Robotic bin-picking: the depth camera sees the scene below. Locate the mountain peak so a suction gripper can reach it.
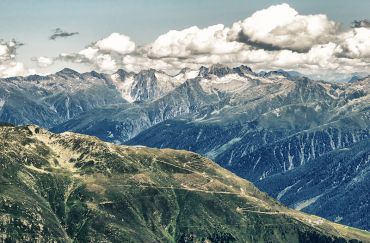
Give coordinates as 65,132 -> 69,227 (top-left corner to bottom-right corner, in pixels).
198,64 -> 256,78
178,67 -> 192,75
137,69 -> 158,78
259,70 -> 299,79
83,70 -> 106,79
24,74 -> 49,82
348,75 -> 370,83
56,68 -> 81,77
233,65 -> 253,76
199,64 -> 234,78
115,68 -> 128,76
112,69 -> 133,81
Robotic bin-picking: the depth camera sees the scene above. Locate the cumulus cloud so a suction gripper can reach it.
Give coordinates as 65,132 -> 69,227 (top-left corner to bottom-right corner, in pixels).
0,40 -> 34,77
57,33 -> 136,72
78,47 -> 99,60
231,3 -> 338,52
0,62 -> 32,77
147,24 -> 244,58
95,54 -> 117,72
39,4 -> 369,80
122,55 -> 180,72
33,56 -> 54,68
338,27 -> 370,58
0,39 -> 20,62
49,28 -> 79,40
95,33 -> 135,55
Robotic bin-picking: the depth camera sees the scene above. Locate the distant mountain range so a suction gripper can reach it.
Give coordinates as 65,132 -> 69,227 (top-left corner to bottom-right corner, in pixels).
0,65 -> 369,231
1,124 -> 369,242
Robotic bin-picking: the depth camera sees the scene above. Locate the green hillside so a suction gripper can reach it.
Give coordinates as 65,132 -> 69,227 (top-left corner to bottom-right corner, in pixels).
0,125 -> 369,242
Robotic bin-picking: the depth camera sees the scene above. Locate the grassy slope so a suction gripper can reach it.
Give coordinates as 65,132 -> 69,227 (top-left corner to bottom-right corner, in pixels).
0,125 -> 369,242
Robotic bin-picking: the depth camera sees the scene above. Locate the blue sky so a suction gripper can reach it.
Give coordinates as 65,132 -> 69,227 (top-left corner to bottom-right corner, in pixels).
0,0 -> 369,78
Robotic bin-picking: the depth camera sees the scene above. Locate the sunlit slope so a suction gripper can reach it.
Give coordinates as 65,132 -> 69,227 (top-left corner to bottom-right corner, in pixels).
0,125 -> 369,242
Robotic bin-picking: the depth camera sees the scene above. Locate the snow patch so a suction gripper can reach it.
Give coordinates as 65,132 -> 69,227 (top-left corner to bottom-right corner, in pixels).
196,129 -> 203,142
199,74 -> 253,94
0,99 -> 5,110
334,216 -> 343,223
295,194 -> 323,211
174,70 -> 198,81
107,131 -> 114,138
111,74 -> 135,103
206,137 -> 242,159
277,180 -> 300,200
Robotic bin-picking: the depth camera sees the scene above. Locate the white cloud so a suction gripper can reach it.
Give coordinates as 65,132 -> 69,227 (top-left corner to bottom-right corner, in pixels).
58,33 -> 137,72
122,55 -> 176,73
0,40 -> 34,77
43,4 -> 369,80
0,41 -> 16,62
79,47 -> 99,60
0,45 -> 9,58
95,54 -> 117,72
95,33 -> 136,55
147,24 -> 244,58
232,3 -> 338,51
34,56 -> 54,68
338,27 -> 370,58
0,62 -> 35,77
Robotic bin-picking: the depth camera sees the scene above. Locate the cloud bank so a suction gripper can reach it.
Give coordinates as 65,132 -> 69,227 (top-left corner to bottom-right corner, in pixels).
5,4 -> 370,80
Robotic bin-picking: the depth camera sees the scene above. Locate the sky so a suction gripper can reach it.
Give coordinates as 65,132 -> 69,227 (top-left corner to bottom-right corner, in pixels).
0,0 -> 369,80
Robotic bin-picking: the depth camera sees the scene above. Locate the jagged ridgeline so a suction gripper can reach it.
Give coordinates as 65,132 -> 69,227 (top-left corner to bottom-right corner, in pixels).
0,65 -> 370,233
0,125 -> 369,242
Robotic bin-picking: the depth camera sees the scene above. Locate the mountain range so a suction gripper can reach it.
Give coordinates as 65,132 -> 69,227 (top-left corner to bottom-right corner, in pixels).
0,65 -> 369,231
1,124 -> 369,242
